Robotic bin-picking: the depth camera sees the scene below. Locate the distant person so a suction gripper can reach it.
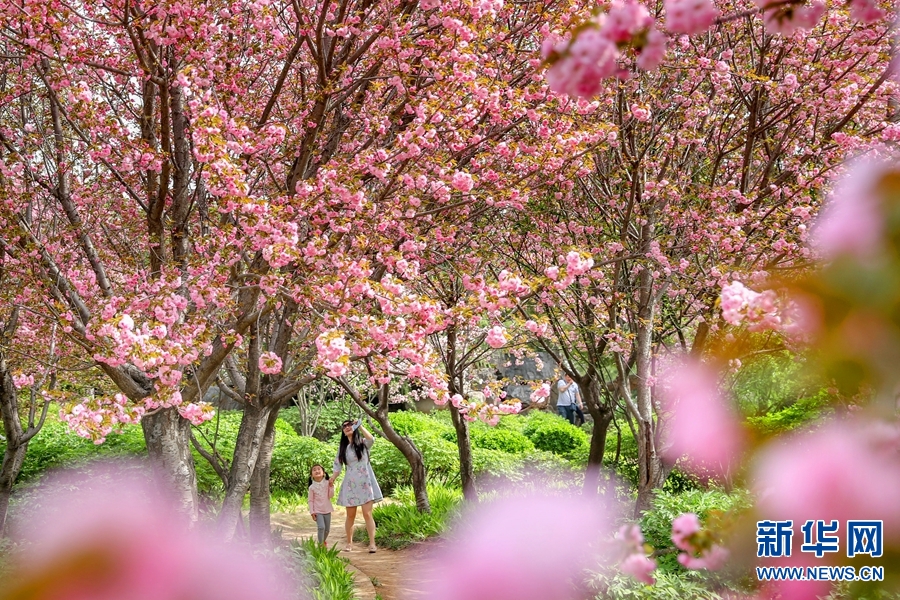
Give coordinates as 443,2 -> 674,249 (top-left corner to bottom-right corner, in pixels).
573,395 -> 586,426
556,374 -> 581,425
333,418 -> 383,553
308,464 -> 335,547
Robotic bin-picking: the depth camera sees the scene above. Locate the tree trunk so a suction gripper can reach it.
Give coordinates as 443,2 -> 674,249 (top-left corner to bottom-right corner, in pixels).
581,377 -> 613,495
141,407 -> 199,523
0,442 -> 26,536
376,417 -> 430,512
632,232 -> 668,516
443,325 -> 476,501
218,402 -> 274,537
449,402 -> 477,502
249,406 -> 280,546
1,357 -> 29,535
634,423 -> 668,516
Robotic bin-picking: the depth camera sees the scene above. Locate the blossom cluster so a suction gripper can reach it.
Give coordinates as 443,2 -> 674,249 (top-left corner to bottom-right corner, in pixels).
616,524 -> 656,584
543,0 -> 888,96
59,394 -> 146,444
671,513 -> 730,570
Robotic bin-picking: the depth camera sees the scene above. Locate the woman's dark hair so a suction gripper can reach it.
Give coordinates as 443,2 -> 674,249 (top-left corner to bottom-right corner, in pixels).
338,422 -> 366,465
307,463 -> 330,487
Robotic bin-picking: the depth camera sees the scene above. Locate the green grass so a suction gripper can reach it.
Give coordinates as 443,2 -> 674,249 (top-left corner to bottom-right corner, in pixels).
270,490 -> 308,513
353,484 -> 463,550
291,537 -> 355,600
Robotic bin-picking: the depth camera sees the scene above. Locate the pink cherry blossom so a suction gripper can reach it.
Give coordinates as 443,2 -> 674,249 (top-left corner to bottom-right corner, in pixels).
12,373 -> 35,389
8,465 -> 295,600
670,513 -> 728,571
485,325 -> 508,348
720,281 -> 759,325
758,578 -> 833,600
178,402 -> 214,425
564,251 -> 594,275
600,1 -> 653,44
420,0 -> 441,9
678,543 -> 729,570
849,0 -> 886,22
753,418 -> 900,534
719,281 -> 781,332
631,106 -> 652,122
671,513 -> 701,550
450,171 -> 475,192
258,351 -> 283,375
616,524 -> 657,584
119,314 -> 135,330
664,0 -> 719,35
619,553 -> 657,584
529,381 -> 551,403
524,319 -> 548,336
812,157 -> 894,260
419,489 -> 619,600
636,29 -> 667,70
658,359 -> 744,477
756,0 -> 825,35
545,29 -> 620,98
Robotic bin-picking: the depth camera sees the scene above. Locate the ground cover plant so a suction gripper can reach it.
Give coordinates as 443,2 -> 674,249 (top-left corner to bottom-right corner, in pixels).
353,484 -> 464,550
291,538 -> 355,600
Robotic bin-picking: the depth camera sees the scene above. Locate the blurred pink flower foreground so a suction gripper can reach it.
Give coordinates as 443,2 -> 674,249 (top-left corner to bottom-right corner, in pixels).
418,489 -> 619,600
812,157 -> 895,260
659,359 -> 744,477
753,418 -> 900,534
2,464 -> 296,600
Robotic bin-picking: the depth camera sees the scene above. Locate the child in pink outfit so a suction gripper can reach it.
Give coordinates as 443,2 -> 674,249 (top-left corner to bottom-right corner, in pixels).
308,464 -> 335,546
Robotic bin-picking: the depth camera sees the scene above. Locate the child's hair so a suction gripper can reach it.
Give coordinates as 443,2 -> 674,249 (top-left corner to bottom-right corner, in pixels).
308,463 -> 330,487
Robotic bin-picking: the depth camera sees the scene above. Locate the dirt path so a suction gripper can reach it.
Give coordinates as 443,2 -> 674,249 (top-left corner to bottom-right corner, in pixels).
273,508 -> 437,600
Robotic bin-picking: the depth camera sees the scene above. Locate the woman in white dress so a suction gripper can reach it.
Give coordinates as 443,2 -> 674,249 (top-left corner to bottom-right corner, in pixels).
332,419 -> 383,552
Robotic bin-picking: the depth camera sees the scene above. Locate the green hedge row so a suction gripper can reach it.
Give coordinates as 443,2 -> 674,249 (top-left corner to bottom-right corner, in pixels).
5,407 -> 590,498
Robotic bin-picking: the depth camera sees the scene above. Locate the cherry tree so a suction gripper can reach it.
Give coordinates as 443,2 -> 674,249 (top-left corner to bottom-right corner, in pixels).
0,0 -> 601,526
520,0 -> 896,513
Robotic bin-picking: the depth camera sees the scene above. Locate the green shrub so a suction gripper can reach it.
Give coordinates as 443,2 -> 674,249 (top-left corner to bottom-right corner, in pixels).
367,430 -> 460,493
494,413 -> 529,432
593,571 -> 725,599
191,410 -> 242,495
390,483 -> 462,513
746,391 -> 830,436
416,431 -> 463,485
470,426 -> 534,454
292,538 -> 355,600
4,419 -> 147,485
388,411 -> 453,437
442,421 -> 534,454
270,431 -> 336,494
471,447 -> 525,483
521,449 -> 576,482
367,439 -> 413,494
523,416 -> 589,459
270,490 -> 307,513
191,410 -> 336,496
639,489 -> 753,573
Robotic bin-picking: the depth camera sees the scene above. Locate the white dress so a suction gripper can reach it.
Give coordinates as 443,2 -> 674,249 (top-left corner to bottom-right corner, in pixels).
333,437 -> 384,507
